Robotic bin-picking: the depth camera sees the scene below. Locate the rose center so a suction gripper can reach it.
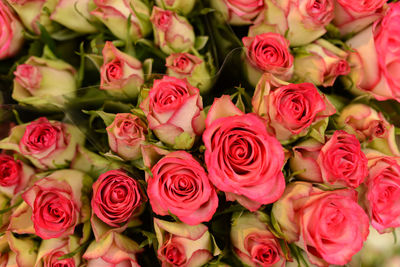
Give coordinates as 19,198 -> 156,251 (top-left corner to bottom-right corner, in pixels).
106,60 -> 123,81
111,186 -> 127,202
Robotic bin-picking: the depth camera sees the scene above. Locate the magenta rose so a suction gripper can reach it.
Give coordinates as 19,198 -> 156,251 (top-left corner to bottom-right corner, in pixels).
106,113 -> 148,161
334,0 -> 386,35
345,3 -> 400,102
0,154 -> 34,198
210,0 -> 265,25
91,170 -> 145,239
148,151 -> 218,225
203,95 -> 285,211
242,33 -> 293,86
252,76 -> 336,141
22,169 -> 90,239
140,76 -> 205,149
272,182 -> 369,266
0,0 -> 24,60
361,152 -> 400,233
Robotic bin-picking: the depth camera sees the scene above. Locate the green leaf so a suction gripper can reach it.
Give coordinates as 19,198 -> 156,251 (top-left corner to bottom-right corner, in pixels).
195,36 -> 209,50
309,118 -> 329,143
82,110 -> 116,127
58,239 -> 91,260
37,23 -> 58,57
325,23 -> 341,39
0,199 -> 22,215
76,42 -> 86,88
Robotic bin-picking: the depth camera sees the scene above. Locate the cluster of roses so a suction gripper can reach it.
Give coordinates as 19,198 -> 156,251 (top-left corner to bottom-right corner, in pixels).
1,0 -> 400,267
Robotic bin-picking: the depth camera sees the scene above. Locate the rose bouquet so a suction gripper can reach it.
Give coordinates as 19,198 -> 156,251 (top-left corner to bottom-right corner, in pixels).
1,0 -> 400,266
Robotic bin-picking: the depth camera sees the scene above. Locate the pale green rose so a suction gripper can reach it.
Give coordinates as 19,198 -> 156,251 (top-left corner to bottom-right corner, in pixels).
35,236 -> 81,267
0,232 -> 38,267
156,0 -> 196,15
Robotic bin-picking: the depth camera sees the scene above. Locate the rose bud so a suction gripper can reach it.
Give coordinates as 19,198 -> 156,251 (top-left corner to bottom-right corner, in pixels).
100,42 -> 144,99
106,113 -> 148,161
0,1 -> 23,60
34,236 -> 81,267
359,151 -> 400,233
154,218 -> 220,267
140,76 -> 206,149
337,103 -> 400,156
345,3 -> 400,103
252,74 -> 336,141
155,0 -> 195,15
203,95 -> 285,211
12,56 -> 77,111
6,0 -> 57,34
21,169 -> 92,239
92,0 -> 151,41
272,182 -> 369,266
0,117 -> 84,170
83,232 -> 142,267
249,0 -> 334,47
148,151 -> 218,225
293,39 -> 350,87
290,131 -> 368,188
210,0 -> 265,25
242,33 -> 293,87
150,7 -> 195,55
0,232 -> 37,267
50,0 -> 98,34
91,170 -> 146,240
0,154 -> 34,198
166,53 -> 213,94
231,212 -> 285,267
333,0 -> 387,35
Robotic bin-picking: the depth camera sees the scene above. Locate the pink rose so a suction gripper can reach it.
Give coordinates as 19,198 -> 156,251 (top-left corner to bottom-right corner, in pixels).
83,232 -> 142,267
91,170 -> 146,239
334,0 -> 386,35
92,0 -> 151,41
345,3 -> 400,102
35,236 -> 81,267
22,169 -> 90,239
148,151 -> 218,225
150,7 -> 195,55
140,76 -> 205,149
249,0 -> 334,47
154,218 -> 220,267
0,154 -> 34,198
242,33 -> 293,86
0,1 -> 23,60
106,113 -> 148,161
252,74 -> 336,141
100,42 -> 144,99
210,0 -> 265,25
290,131 -> 368,188
0,117 -> 84,170
203,95 -> 285,211
361,152 -> 400,233
272,182 -> 369,266
231,212 -> 285,267
337,104 -> 400,156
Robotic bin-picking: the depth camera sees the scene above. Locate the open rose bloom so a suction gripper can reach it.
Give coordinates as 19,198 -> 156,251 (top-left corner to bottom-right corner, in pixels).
0,0 -> 23,60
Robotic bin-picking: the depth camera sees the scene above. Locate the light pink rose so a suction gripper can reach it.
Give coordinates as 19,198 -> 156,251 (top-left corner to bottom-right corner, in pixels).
345,3 -> 400,102
210,0 -> 265,25
361,152 -> 400,233
272,182 -> 369,266
290,131 -> 368,188
0,154 -> 34,198
0,232 -> 37,267
252,74 -> 336,141
0,1 -> 24,60
106,113 -> 148,161
83,232 -> 142,267
140,76 -> 205,149
249,0 -> 334,47
242,33 -> 293,86
150,7 -> 195,55
35,236 -> 81,267
154,218 -> 220,267
100,42 -> 144,99
22,169 -> 90,239
203,95 -> 285,211
91,169 -> 145,239
148,151 -> 218,225
92,0 -> 151,41
231,212 -> 285,267
334,0 -> 386,35
337,103 -> 400,156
